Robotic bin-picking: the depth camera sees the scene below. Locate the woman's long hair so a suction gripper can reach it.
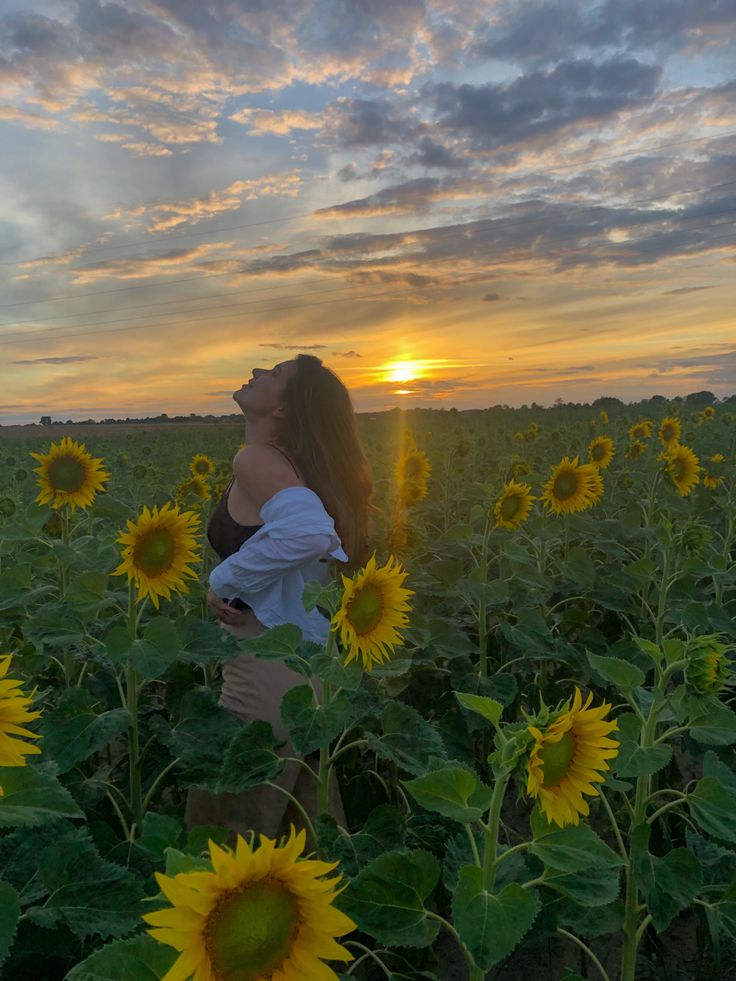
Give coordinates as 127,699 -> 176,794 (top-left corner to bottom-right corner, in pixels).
279,354 -> 375,572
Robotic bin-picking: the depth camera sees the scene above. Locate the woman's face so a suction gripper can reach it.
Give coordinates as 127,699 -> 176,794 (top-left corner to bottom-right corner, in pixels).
233,359 -> 298,416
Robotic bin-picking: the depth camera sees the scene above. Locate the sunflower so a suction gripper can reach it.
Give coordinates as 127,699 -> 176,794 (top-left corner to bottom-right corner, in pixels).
625,439 -> 646,461
513,431 -> 526,442
663,444 -> 701,497
528,421 -> 539,435
494,480 -> 535,529
703,405 -> 715,419
526,689 -> 619,828
394,447 -> 431,486
332,553 -> 413,671
0,654 -> 42,794
176,476 -> 211,503
144,827 -> 355,981
29,437 -> 109,511
599,410 -> 609,425
702,453 -> 725,490
511,460 -> 532,480
685,635 -> 734,695
190,454 -> 215,478
628,421 -> 653,441
658,415 -> 681,447
113,503 -> 201,608
540,456 -> 602,515
588,436 -> 615,469
398,479 -> 428,507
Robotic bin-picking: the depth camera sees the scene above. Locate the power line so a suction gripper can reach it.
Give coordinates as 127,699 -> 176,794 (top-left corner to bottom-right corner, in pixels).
2,177 -> 736,313
2,216 -> 732,348
1,130 -> 734,271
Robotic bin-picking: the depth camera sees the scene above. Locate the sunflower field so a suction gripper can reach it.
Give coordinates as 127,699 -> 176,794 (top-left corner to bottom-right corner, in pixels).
1,397 -> 735,981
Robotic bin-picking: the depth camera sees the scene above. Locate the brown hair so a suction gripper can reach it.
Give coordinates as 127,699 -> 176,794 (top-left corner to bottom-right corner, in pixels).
279,354 -> 376,573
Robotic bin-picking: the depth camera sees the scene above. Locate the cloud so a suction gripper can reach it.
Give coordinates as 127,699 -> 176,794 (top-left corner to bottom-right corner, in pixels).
430,58 -> 662,151
9,356 -> 99,365
258,342 -> 329,350
0,105 -> 61,130
483,292 -> 502,301
332,350 -> 362,357
106,174 -> 302,232
230,108 -> 321,135
473,0 -> 736,64
663,285 -> 714,295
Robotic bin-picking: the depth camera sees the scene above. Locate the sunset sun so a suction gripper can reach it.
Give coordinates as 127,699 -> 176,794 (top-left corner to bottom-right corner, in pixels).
383,361 -> 425,384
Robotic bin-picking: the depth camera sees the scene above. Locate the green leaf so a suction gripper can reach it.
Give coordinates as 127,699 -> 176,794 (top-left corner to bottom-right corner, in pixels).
280,685 -> 353,754
529,825 -> 624,873
63,572 -> 110,608
0,880 -> 20,965
237,623 -> 304,658
0,767 -> 83,827
631,824 -> 702,931
403,766 -> 492,823
452,869 -> 537,969
318,805 -> 407,878
623,558 -> 657,581
135,813 -> 183,864
614,741 -> 672,778
27,833 -> 144,939
40,688 -> 130,774
454,692 -> 503,726
690,704 -> 736,745
338,850 -> 441,948
310,652 -> 364,690
65,933 -> 178,981
135,617 -> 182,679
544,864 -> 622,907
690,777 -> 736,842
586,651 -> 645,689
166,687 -> 241,789
216,720 -> 285,792
366,701 -> 447,776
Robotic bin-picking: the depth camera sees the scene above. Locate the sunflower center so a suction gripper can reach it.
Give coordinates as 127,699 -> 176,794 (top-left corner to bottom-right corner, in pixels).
48,456 -> 86,492
205,879 -> 300,981
662,424 -> 674,441
673,457 -> 686,480
194,461 -> 209,473
347,583 -> 384,635
500,494 -> 521,520
539,730 -> 576,788
591,444 -> 605,461
553,471 -> 579,500
403,458 -> 422,480
132,528 -> 175,576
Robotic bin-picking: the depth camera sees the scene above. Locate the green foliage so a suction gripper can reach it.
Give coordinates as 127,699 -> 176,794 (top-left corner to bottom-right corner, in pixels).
403,766 -> 492,823
0,767 -> 83,827
339,850 -> 441,948
65,934 -> 177,980
452,870 -> 538,969
40,688 -> 130,774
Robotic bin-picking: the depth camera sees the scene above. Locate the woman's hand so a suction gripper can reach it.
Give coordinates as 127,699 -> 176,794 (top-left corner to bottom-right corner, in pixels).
206,589 -> 252,627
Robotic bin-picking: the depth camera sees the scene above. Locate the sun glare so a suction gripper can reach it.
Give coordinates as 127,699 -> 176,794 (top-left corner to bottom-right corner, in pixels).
383,361 -> 424,383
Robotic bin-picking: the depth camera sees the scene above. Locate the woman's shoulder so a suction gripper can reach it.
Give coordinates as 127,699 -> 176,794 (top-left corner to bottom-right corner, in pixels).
233,444 -> 305,511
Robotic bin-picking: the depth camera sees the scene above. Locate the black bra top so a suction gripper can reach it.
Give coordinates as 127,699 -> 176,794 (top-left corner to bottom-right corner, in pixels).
206,445 -> 301,561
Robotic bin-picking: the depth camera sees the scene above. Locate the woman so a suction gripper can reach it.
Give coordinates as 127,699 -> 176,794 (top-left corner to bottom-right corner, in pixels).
186,354 -> 374,840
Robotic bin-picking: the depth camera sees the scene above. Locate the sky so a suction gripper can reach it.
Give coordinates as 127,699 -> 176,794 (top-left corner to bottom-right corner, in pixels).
1,0 -> 735,424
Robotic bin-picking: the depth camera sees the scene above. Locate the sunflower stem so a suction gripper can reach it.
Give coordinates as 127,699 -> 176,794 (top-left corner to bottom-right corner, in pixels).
126,580 -> 144,839
318,630 -> 337,819
58,507 -> 76,686
481,770 -> 511,893
620,697 -> 660,981
478,513 -> 492,678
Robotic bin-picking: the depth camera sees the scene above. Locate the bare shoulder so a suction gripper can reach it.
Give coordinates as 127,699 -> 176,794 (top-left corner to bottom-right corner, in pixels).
232,444 -> 304,510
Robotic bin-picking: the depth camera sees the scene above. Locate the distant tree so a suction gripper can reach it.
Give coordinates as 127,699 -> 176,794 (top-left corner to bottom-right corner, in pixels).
685,390 -> 716,406
40,415 -> 52,425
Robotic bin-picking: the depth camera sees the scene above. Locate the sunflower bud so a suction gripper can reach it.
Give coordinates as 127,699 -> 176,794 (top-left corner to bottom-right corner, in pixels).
685,635 -> 734,695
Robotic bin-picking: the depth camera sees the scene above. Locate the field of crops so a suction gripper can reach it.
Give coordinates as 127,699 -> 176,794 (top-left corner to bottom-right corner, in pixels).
1,398 -> 735,981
